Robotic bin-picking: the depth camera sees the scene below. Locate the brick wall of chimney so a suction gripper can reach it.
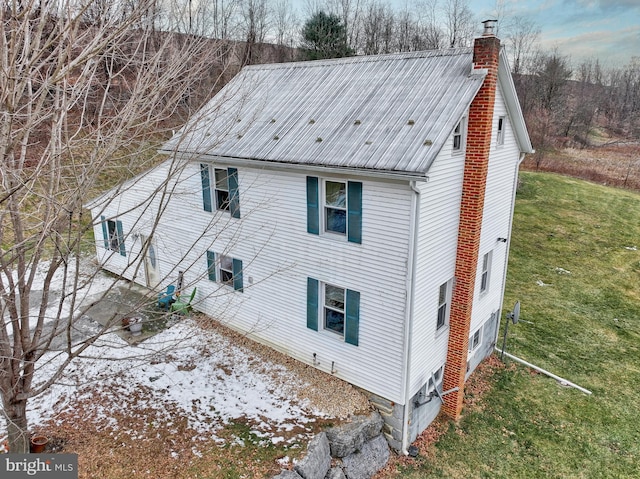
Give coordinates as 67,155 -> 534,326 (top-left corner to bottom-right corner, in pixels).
442,34 -> 501,420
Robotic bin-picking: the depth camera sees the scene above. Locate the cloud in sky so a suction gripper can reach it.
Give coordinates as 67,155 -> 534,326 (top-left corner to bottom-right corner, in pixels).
470,0 -> 639,66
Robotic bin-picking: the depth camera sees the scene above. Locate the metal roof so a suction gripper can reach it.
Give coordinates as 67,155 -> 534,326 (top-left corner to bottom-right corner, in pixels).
162,48 -> 488,177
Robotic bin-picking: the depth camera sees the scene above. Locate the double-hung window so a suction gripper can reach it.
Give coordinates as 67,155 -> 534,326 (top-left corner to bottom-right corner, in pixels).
100,216 -> 126,256
206,251 -> 243,292
306,177 -> 362,244
307,278 -> 360,346
480,251 -> 492,295
436,279 -> 452,331
324,284 -> 346,335
200,164 -> 240,218
497,116 -> 505,145
325,181 -> 347,235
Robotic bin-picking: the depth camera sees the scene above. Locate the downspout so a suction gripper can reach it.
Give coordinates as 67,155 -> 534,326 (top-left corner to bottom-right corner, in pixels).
494,152 -> 525,345
400,179 -> 422,455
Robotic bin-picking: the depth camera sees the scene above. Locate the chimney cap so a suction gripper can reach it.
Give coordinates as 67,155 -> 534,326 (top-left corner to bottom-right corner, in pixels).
482,19 -> 498,36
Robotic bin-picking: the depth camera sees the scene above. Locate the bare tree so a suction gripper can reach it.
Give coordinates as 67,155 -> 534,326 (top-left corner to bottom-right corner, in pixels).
444,0 -> 475,48
0,0 -> 237,453
506,16 -> 540,75
273,0 -> 298,60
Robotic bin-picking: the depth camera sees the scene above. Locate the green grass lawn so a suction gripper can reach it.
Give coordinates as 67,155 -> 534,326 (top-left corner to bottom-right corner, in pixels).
396,172 -> 640,478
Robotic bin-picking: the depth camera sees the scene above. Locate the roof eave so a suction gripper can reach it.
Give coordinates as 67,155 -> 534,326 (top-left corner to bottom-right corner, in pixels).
159,149 -> 430,182
498,49 -> 534,154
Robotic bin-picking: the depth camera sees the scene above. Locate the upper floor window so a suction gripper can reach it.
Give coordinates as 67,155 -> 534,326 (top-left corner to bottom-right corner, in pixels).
436,279 -> 452,331
325,180 -> 347,235
497,116 -> 505,145
100,216 -> 126,257
214,168 -> 231,211
452,119 -> 466,153
306,176 -> 362,244
200,164 -> 240,218
480,251 -> 492,295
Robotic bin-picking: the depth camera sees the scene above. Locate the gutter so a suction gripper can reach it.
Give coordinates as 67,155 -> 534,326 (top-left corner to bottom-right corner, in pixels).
400,180 -> 422,455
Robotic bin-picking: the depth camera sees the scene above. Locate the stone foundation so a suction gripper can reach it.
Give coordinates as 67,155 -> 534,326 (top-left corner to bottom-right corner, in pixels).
271,412 -> 389,479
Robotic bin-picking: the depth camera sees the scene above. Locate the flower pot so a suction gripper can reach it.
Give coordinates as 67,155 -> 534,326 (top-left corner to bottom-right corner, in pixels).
128,318 -> 143,336
30,435 -> 48,453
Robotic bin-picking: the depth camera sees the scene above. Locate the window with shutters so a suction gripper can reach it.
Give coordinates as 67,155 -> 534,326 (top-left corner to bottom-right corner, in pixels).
200,164 -> 240,218
206,250 -> 243,292
324,181 -> 347,235
324,283 -> 345,335
306,177 -> 362,244
100,216 -> 126,256
307,277 -> 360,346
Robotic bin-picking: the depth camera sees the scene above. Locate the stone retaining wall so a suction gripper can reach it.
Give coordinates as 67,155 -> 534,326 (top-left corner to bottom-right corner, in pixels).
272,412 -> 390,479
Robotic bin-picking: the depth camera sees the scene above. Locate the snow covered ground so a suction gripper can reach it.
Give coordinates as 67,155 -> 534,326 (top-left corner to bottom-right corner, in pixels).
1,260 -> 335,450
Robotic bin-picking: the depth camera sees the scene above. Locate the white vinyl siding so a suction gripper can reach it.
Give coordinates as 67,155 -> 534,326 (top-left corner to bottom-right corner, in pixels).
92,162 -> 412,403
471,84 -> 522,334
409,138 -> 467,397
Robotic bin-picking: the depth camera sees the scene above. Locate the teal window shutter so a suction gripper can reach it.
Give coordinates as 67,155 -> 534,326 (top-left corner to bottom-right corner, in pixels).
207,251 -> 216,281
116,220 -> 126,256
228,167 -> 241,219
200,164 -> 212,212
307,277 -> 319,331
100,216 -> 109,249
306,176 -> 320,235
232,258 -> 243,292
345,289 -> 360,346
347,181 -> 362,244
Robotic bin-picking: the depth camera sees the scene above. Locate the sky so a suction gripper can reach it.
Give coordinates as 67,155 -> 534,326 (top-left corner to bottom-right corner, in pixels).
469,0 -> 640,67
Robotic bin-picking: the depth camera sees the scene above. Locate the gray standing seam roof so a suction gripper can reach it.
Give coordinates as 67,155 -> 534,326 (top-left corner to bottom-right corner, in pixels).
162,48 -> 486,177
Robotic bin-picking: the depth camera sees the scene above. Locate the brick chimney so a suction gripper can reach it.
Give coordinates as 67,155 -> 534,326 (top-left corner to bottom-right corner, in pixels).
442,20 -> 500,420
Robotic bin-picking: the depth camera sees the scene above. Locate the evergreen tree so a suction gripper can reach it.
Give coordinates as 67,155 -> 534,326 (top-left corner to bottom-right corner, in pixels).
301,11 -> 353,60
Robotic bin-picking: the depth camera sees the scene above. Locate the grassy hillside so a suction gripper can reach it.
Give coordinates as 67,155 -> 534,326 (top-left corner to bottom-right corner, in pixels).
383,171 -> 640,478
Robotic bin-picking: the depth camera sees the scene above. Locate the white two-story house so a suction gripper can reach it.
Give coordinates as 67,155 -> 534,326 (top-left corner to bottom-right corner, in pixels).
88,21 -> 532,453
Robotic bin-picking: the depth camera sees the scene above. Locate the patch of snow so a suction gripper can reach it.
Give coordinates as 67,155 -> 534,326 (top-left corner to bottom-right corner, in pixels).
536,280 -> 550,287
625,246 -> 637,251
2,260 -> 332,447
555,267 -> 572,275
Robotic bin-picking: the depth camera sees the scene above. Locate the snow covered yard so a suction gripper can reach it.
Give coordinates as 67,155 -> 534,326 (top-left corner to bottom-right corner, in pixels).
1,263 -> 370,478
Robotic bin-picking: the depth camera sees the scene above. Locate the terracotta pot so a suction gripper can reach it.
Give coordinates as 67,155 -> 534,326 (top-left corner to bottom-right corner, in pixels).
30,435 -> 48,453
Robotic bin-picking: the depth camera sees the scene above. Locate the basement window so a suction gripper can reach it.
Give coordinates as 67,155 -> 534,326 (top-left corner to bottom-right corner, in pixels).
427,365 -> 444,392
469,328 -> 482,352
